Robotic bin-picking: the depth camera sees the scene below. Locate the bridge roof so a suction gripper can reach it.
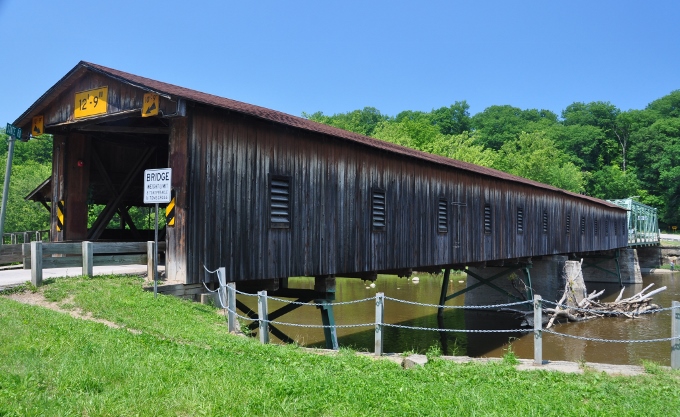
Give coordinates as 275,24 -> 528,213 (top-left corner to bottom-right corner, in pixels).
15,61 -> 623,210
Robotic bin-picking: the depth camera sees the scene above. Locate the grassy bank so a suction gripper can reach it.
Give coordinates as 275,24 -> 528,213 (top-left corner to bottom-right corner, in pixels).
1,275 -> 679,416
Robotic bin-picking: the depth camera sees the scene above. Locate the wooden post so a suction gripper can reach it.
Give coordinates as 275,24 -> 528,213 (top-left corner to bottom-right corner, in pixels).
227,283 -> 237,333
22,243 -> 30,269
375,292 -> 384,356
217,267 -> 227,308
672,301 -> 680,369
82,241 -> 93,277
534,294 -> 543,366
23,232 -> 29,244
258,290 -> 269,344
30,241 -> 42,287
147,241 -> 155,283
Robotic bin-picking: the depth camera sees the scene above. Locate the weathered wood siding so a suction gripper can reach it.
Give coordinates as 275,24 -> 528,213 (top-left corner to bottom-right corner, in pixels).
39,72 -> 176,127
184,106 -> 627,284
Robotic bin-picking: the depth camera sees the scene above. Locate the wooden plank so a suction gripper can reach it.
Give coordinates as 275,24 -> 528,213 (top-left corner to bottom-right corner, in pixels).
0,244 -> 24,256
41,257 -> 83,269
92,242 -> 148,254
41,242 -> 82,255
63,133 -> 90,241
93,254 -> 147,266
0,254 -> 23,264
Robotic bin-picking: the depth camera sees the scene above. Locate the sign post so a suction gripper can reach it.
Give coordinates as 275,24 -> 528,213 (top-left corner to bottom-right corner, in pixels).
143,168 -> 172,297
0,124 -> 22,243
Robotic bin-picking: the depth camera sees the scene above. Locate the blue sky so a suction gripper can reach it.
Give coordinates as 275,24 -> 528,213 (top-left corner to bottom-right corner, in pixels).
1,0 -> 678,126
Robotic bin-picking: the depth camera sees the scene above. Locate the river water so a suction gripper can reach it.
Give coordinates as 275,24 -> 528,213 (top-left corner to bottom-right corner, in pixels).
237,271 -> 680,366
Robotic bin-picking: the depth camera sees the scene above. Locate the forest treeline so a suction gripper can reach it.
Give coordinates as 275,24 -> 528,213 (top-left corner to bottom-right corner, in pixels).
1,90 -> 679,234
304,90 -> 680,228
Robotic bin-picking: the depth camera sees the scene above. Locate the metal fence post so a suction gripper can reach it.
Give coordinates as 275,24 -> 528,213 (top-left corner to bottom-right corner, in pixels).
375,292 -> 384,356
672,301 -> 680,369
82,241 -> 93,277
30,241 -> 42,287
227,283 -> 237,333
534,294 -> 543,366
258,290 -> 269,344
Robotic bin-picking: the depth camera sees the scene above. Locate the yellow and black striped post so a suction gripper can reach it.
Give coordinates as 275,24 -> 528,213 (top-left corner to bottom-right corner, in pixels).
56,200 -> 64,232
165,191 -> 175,227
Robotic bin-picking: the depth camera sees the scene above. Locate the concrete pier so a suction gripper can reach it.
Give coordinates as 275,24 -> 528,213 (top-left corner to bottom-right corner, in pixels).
465,256 -> 568,306
581,248 -> 642,284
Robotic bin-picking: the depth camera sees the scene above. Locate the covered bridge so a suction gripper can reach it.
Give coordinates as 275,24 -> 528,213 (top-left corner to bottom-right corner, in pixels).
14,61 -> 628,291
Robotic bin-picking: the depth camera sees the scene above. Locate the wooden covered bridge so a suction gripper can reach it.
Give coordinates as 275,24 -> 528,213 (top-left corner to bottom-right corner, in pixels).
13,62 -> 635,346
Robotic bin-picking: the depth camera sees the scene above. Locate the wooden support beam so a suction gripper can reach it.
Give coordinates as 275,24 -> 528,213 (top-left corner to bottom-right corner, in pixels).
77,125 -> 170,135
88,146 -> 156,240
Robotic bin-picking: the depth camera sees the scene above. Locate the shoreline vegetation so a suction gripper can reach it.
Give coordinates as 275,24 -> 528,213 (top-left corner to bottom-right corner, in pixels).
1,275 -> 679,416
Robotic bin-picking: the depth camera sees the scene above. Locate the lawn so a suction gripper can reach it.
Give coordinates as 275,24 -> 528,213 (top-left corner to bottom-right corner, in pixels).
1,275 -> 679,416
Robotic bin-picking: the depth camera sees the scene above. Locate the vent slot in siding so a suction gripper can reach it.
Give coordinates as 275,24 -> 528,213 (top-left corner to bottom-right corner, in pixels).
614,219 -> 618,236
542,210 -> 548,233
438,198 -> 448,233
581,216 -> 586,235
517,207 -> 524,234
484,204 -> 492,234
270,176 -> 291,228
372,189 -> 386,230
566,213 -> 571,235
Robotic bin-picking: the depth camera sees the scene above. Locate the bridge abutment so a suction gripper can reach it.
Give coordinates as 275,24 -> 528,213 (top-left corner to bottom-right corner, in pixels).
464,256 -> 569,306
580,249 -> 642,285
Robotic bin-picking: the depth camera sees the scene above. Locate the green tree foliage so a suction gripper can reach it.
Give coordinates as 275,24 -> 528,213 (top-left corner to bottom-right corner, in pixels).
629,117 -> 680,225
470,105 -> 558,150
494,131 -> 585,193
303,107 -> 390,136
587,165 -> 642,200
0,131 -> 53,233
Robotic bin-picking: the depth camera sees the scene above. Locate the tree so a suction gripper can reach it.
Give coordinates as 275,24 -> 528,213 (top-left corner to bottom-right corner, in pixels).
629,118 -> 680,225
587,165 -> 642,200
471,105 -> 558,150
302,107 -> 390,137
429,101 -> 471,135
646,90 -> 680,119
494,131 -> 584,193
424,132 -> 496,167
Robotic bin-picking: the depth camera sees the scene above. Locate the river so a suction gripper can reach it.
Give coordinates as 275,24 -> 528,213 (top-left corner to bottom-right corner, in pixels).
236,271 -> 680,366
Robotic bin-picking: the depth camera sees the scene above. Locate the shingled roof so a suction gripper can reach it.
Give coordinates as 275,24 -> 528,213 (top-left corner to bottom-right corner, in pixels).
15,61 -> 622,209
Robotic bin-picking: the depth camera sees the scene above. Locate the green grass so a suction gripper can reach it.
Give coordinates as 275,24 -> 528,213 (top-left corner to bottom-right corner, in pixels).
1,275 -> 680,416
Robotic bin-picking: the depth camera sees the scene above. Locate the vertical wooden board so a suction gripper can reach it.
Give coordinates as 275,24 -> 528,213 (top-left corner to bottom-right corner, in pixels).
51,135 -> 66,242
63,133 -> 90,241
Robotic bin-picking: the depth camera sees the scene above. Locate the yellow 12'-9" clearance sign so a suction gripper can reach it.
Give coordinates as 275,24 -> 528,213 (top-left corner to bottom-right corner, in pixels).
74,86 -> 108,119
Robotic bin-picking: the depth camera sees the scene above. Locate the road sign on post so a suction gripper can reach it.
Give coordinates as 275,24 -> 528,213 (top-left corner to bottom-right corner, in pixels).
144,168 -> 172,204
5,123 -> 22,139
144,168 -> 172,298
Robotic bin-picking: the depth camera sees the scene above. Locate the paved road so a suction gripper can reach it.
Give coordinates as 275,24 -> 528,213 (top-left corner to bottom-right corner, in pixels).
0,265 -> 155,290
660,233 -> 680,241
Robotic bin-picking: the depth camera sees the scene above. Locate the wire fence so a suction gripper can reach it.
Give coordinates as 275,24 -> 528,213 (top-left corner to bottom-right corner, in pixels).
203,267 -> 680,368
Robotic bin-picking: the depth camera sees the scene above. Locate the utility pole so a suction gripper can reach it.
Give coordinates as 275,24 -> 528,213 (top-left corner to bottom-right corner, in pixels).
0,125 -> 20,243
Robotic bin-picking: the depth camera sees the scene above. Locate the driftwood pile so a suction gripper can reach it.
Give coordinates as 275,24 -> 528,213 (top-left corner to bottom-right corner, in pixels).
545,282 -> 666,329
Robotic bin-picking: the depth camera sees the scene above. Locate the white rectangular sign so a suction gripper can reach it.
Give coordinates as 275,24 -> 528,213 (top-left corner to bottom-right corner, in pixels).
144,168 -> 172,204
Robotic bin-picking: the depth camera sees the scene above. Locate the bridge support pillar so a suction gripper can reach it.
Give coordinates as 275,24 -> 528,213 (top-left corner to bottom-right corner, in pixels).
464,256 -> 568,307
579,249 -> 642,285
637,246 -> 663,270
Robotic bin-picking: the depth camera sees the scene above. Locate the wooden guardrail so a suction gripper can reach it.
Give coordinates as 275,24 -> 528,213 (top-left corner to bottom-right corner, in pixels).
2,230 -> 49,245
21,241 -> 166,286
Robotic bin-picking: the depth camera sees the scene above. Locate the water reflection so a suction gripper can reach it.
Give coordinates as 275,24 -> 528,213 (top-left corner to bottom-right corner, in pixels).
236,271 -> 680,365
